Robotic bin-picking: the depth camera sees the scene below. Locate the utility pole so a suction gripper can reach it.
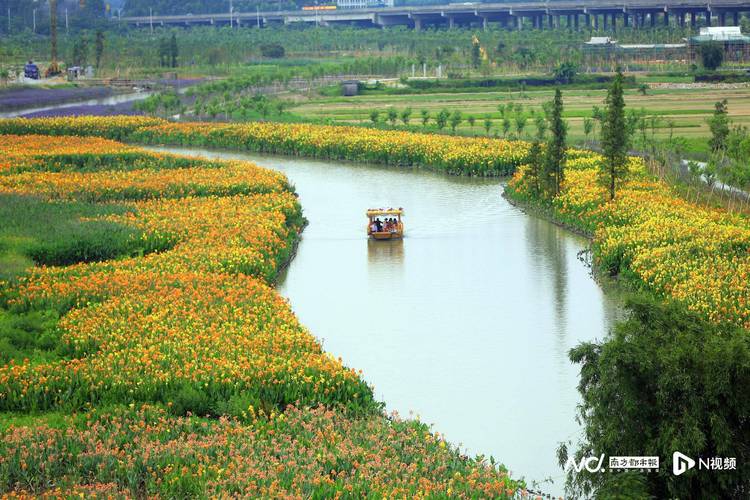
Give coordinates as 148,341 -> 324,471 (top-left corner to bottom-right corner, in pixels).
7,8 -> 10,35
149,8 -> 153,34
229,0 -> 233,28
65,8 -> 68,35
32,8 -> 36,33
256,6 -> 260,28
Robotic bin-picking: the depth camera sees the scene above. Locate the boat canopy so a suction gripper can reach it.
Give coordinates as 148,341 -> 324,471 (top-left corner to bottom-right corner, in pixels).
366,208 -> 404,217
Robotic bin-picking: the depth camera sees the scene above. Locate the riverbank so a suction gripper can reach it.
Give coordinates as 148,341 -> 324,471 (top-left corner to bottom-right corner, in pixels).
0,133 -> 524,496
505,153 -> 750,329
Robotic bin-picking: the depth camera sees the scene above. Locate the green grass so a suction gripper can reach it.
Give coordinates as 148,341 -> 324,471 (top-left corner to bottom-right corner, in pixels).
0,309 -> 62,365
0,194 -> 171,282
0,411 -> 72,432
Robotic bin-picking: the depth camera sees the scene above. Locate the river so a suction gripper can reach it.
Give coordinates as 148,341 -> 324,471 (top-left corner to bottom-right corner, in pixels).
151,146 -> 623,493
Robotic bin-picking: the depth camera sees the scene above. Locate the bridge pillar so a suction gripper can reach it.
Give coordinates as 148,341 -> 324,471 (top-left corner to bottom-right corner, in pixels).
448,16 -> 454,29
547,14 -> 553,29
734,11 -> 740,25
650,12 -> 656,27
623,13 -> 629,27
664,12 -> 669,26
603,13 -> 608,31
719,12 -> 726,25
574,14 -> 579,30
414,17 -> 421,31
593,14 -> 599,31
482,16 -> 488,31
515,15 -> 522,31
585,13 -> 591,28
705,11 -> 711,27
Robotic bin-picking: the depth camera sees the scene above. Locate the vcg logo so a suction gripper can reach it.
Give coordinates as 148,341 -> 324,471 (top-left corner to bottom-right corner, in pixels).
672,451 -> 696,476
565,454 -> 606,473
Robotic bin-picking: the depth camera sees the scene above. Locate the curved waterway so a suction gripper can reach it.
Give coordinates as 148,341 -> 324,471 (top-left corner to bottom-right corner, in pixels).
151,146 -> 623,492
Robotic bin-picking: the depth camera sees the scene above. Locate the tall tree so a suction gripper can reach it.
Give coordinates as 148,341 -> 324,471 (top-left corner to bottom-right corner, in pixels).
544,88 -> 567,196
708,99 -> 730,154
95,30 -> 105,68
600,69 -> 630,201
169,32 -> 178,68
526,140 -> 543,196
470,35 -> 481,69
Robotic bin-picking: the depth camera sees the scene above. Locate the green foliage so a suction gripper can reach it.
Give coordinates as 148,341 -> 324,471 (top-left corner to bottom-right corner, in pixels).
260,43 -> 286,59
525,140 -> 543,196
369,109 -> 380,124
400,107 -> 412,126
582,117 -> 594,141
71,35 -> 88,66
600,69 -> 631,200
563,295 -> 750,498
420,109 -> 430,127
708,99 -> 730,154
169,32 -> 179,68
387,107 -> 398,126
553,61 -> 578,84
471,35 -> 481,69
436,108 -> 449,130
0,194 -> 170,280
483,115 -> 492,135
449,110 -> 463,133
94,30 -> 105,68
699,42 -> 724,71
514,114 -> 527,137
0,309 -> 62,365
543,88 -> 566,197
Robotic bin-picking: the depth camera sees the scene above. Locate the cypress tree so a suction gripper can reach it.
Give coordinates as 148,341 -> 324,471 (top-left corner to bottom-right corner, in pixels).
708,99 -> 730,154
170,33 -> 179,68
526,140 -> 543,196
600,69 -> 630,201
544,88 -> 567,196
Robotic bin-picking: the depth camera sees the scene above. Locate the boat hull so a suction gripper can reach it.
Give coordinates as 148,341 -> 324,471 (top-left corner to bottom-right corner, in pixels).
370,231 -> 403,240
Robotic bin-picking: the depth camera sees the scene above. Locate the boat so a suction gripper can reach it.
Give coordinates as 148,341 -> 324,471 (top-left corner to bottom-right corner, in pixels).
366,208 -> 404,240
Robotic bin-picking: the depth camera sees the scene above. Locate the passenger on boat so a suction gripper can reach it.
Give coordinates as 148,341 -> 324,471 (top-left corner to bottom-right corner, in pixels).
374,219 -> 383,232
370,220 -> 379,233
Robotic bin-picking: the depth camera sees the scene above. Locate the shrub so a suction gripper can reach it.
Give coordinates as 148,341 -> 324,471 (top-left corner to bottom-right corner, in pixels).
260,43 -> 285,58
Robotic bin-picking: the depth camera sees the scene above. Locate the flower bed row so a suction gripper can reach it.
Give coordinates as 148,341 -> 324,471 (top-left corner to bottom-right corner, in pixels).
0,117 -> 530,176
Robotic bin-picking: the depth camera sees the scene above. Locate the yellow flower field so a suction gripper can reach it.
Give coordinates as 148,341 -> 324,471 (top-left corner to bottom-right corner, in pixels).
509,154 -> 750,329
0,129 -> 523,497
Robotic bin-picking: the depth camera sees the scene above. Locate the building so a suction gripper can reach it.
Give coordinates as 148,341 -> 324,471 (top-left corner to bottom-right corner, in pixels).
689,26 -> 750,62
582,36 -> 688,67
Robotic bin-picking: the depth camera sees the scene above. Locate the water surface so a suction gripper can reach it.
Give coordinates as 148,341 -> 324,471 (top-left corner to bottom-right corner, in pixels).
152,147 -> 623,492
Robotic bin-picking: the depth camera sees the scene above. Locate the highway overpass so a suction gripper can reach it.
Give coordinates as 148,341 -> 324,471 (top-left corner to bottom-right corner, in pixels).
117,1 -> 750,31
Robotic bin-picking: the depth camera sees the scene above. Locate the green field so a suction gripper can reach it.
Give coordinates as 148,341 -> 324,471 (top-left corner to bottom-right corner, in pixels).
288,83 -> 750,156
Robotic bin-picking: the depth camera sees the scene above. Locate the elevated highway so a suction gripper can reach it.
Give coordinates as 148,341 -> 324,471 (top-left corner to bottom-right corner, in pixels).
118,1 -> 750,31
